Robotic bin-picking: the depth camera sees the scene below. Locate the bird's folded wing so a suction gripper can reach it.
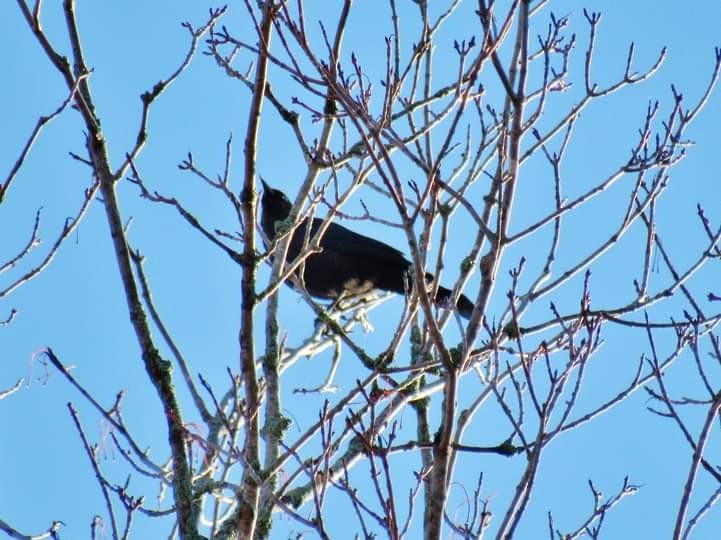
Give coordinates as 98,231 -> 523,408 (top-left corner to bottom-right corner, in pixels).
309,219 -> 410,267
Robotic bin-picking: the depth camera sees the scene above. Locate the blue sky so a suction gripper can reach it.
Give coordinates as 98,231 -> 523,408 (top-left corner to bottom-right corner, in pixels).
2,1 -> 721,538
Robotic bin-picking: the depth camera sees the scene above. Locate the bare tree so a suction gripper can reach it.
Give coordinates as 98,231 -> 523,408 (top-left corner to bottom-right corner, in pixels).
3,1 -> 721,539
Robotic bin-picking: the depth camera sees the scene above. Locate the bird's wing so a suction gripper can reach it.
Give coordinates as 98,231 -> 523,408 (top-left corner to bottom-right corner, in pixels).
309,218 -> 410,267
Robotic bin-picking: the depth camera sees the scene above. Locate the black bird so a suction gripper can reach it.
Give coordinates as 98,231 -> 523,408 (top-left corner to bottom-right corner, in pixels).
260,181 -> 474,318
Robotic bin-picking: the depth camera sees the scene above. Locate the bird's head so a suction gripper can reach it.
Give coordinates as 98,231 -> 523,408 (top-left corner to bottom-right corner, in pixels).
260,179 -> 292,239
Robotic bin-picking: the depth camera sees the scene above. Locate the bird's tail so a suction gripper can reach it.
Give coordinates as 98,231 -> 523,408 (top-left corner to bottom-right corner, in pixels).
434,285 -> 474,319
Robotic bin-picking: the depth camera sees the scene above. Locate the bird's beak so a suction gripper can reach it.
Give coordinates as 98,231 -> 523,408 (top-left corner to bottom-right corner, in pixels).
260,178 -> 271,192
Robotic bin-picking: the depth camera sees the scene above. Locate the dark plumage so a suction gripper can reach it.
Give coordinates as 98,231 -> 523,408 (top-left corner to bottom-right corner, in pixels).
260,180 -> 475,318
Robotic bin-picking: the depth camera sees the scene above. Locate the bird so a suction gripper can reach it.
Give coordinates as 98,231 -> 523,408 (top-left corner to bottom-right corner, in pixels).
259,180 -> 475,319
